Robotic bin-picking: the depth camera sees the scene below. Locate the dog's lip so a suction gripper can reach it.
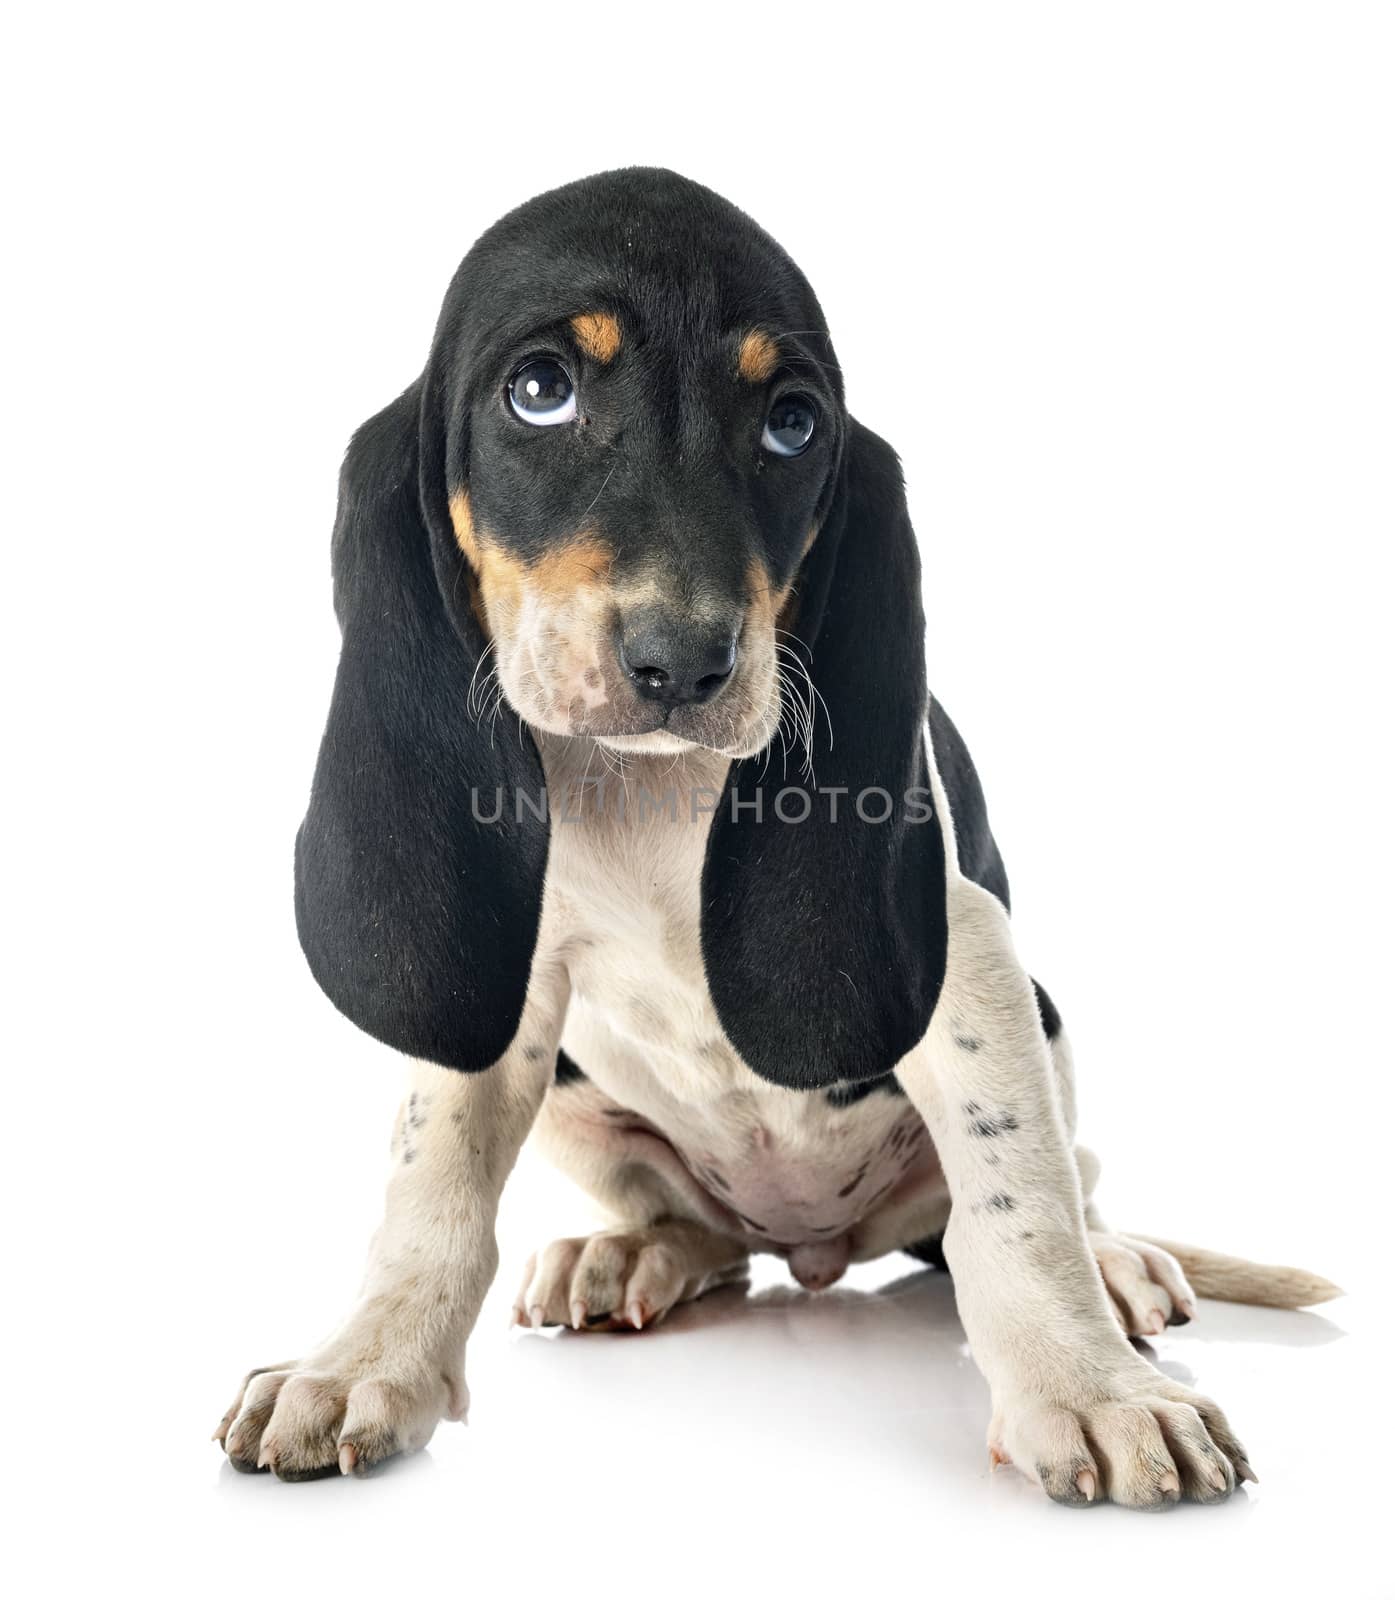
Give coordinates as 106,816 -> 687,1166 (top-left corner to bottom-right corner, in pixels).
595,729 -> 698,755
589,720 -> 767,760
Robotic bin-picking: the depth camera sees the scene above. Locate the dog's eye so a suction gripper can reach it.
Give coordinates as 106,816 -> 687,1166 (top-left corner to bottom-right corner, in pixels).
508,359 -> 577,426
761,394 -> 817,457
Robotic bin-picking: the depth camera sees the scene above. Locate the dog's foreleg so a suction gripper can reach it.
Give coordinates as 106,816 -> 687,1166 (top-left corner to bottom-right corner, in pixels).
216,961 -> 569,1479
895,878 -> 1251,1507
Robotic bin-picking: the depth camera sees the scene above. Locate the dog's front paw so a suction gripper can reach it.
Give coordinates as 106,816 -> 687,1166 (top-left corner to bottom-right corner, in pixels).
989,1372 -> 1254,1509
514,1221 -> 747,1331
214,1326 -> 464,1480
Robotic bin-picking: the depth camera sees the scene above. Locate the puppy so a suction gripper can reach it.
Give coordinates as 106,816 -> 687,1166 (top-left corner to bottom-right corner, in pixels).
215,168 -> 1338,1501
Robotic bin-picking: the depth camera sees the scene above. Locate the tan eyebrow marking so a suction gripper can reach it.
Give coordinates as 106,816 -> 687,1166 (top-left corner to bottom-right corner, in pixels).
570,311 -> 622,364
738,329 -> 781,383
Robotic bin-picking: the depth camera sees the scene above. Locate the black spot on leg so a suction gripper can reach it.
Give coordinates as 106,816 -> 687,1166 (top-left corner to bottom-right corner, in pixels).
955,1035 -> 981,1052
974,1192 -> 1015,1213
837,1166 -> 868,1198
968,1110 -> 1020,1139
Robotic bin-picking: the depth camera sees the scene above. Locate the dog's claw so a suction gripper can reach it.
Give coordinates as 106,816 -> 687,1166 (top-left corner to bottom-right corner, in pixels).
1075,1468 -> 1096,1502
339,1442 -> 358,1476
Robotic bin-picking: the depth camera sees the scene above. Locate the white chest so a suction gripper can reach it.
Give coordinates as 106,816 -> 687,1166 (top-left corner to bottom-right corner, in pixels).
534,737 -> 935,1246
539,741 -> 730,1084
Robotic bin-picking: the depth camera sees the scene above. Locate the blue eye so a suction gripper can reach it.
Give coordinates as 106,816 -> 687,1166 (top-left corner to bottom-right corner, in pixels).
508,359 -> 577,425
761,393 -> 817,456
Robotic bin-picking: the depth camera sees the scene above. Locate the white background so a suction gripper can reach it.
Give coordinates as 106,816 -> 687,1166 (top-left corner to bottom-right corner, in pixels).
5,4 -> 1391,1596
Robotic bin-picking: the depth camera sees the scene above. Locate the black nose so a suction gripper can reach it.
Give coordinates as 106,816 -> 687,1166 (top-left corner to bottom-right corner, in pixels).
618,614 -> 738,706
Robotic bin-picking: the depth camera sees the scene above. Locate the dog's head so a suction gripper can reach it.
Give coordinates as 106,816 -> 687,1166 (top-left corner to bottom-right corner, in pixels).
302,169 -> 946,1087
420,169 -> 844,761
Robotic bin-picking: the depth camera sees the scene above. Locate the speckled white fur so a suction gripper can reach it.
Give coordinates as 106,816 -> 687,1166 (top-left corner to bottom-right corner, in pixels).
220,712 -> 1292,1499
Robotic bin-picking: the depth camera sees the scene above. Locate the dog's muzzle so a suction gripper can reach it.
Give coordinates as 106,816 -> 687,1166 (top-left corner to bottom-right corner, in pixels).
616,609 -> 739,707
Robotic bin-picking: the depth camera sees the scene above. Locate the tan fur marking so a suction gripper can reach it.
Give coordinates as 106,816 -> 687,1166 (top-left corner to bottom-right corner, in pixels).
571,312 -> 622,364
448,489 -> 480,566
746,557 -> 778,631
738,329 -> 780,383
769,524 -> 821,632
533,534 -> 612,598
448,491 -> 612,631
447,489 -> 495,634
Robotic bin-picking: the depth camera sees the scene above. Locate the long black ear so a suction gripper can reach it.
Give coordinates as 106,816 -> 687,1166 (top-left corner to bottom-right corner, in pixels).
294,382 -> 548,1071
701,419 -> 947,1088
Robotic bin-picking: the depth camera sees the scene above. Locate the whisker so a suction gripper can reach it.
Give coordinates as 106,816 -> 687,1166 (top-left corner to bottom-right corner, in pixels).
774,641 -> 832,761
772,626 -> 812,661
578,463 -> 617,524
467,638 -> 499,721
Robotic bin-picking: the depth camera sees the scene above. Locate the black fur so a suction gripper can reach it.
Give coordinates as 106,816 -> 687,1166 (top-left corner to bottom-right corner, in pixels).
826,1074 -> 906,1109
1032,979 -> 1063,1042
293,166 -> 1031,1087
702,421 -> 950,1088
553,1050 -> 586,1087
929,699 -> 1010,910
294,385 -> 547,1071
904,1233 -> 950,1272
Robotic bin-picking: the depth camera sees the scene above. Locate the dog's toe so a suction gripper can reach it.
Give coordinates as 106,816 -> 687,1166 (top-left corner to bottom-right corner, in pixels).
1090,1232 -> 1197,1337
516,1222 -> 746,1333
994,1375 -> 1249,1509
217,1350 -> 452,1481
